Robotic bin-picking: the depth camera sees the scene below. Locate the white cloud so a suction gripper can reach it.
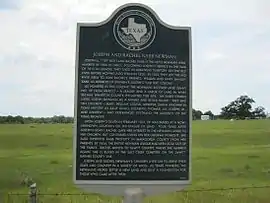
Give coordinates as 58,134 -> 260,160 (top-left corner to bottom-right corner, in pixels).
0,0 -> 269,116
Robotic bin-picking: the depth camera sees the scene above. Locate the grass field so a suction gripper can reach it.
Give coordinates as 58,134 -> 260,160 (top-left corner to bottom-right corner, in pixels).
0,120 -> 270,203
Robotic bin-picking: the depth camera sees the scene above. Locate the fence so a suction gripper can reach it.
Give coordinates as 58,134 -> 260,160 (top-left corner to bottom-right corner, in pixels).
3,185 -> 270,203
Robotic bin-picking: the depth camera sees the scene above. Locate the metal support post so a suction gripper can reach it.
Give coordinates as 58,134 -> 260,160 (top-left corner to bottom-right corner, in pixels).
123,188 -> 145,203
29,183 -> 37,203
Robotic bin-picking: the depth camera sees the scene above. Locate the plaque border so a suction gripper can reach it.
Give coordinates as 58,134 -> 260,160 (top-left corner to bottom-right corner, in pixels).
73,3 -> 192,195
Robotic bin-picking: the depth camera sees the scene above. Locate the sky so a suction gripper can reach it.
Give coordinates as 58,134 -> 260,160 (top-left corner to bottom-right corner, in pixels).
0,0 -> 269,117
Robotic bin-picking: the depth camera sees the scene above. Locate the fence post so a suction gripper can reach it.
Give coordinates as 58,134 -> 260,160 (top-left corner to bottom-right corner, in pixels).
29,183 -> 37,203
123,188 -> 144,203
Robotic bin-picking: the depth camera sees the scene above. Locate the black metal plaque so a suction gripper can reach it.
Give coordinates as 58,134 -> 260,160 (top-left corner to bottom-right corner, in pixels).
74,4 -> 191,181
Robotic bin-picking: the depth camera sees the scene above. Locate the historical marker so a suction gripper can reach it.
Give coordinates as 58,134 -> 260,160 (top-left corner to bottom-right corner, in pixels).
73,3 -> 192,196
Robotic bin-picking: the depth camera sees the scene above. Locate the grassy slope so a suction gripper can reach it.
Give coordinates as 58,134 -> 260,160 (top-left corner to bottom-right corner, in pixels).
0,120 -> 270,202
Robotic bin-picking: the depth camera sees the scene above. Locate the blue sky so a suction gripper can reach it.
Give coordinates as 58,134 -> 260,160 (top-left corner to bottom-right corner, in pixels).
0,0 -> 269,117
0,0 -> 21,10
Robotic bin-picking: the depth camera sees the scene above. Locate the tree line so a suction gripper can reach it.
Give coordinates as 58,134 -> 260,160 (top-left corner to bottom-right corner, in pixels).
0,95 -> 268,124
193,95 -> 268,120
0,115 -> 73,124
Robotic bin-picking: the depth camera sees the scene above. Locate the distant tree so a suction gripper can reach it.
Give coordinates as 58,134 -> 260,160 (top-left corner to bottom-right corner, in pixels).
6,115 -> 16,123
214,114 -> 221,120
192,109 -> 203,120
14,115 -> 24,124
192,109 -> 196,120
204,110 -> 214,120
252,106 -> 266,118
220,95 -> 256,119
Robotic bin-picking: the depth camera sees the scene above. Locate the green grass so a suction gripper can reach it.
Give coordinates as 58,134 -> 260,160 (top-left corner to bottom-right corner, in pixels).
0,120 -> 270,202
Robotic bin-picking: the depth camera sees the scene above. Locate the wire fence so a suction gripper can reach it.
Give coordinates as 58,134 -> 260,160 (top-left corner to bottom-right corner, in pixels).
3,185 -> 270,203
